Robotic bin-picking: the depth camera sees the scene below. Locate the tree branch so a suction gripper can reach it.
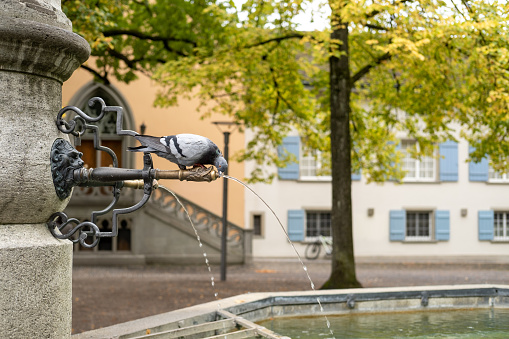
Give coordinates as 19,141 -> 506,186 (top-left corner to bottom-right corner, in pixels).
107,46 -> 170,67
80,64 -> 110,85
108,48 -> 139,69
365,0 -> 415,19
103,29 -> 197,47
243,32 -> 305,49
365,23 -> 390,31
350,52 -> 392,85
133,0 -> 152,16
162,40 -> 187,57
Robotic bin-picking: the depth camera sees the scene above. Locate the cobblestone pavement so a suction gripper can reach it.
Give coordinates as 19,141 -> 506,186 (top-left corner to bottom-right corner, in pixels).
72,258 -> 509,334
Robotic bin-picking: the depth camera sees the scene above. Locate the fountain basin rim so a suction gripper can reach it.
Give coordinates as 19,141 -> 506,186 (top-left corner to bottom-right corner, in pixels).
72,284 -> 509,339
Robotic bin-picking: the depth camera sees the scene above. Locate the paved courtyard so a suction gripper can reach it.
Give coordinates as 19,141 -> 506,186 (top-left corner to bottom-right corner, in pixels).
72,256 -> 509,334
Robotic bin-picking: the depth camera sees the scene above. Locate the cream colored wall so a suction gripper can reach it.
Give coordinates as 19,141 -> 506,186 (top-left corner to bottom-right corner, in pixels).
245,131 -> 509,258
351,140 -> 509,257
247,178 -> 332,258
62,68 -> 245,227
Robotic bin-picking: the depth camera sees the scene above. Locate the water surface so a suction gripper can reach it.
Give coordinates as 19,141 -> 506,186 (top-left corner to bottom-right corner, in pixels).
258,308 -> 509,338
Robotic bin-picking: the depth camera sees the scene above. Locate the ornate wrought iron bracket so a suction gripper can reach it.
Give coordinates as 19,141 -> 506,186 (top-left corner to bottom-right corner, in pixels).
47,97 -> 218,248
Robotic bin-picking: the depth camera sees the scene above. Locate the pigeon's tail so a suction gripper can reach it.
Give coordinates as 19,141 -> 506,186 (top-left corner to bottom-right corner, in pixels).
129,134 -> 168,154
128,145 -> 159,153
135,135 -> 161,144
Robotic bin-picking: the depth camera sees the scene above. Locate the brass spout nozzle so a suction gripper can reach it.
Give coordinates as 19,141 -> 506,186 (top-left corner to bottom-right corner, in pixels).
123,179 -> 159,190
154,166 -> 218,182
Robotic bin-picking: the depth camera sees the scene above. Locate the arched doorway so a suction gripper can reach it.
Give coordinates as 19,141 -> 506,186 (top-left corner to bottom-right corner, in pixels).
67,81 -> 137,169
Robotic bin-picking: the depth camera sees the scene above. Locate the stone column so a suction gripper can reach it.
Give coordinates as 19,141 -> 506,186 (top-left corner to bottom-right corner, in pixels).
0,1 -> 89,337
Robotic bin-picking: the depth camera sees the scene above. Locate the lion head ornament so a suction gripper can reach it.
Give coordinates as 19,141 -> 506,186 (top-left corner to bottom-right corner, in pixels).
51,139 -> 84,200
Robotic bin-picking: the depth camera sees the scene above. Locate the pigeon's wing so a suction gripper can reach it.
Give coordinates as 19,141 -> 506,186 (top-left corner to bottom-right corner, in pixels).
134,135 -> 179,163
136,134 -> 216,167
166,134 -> 211,166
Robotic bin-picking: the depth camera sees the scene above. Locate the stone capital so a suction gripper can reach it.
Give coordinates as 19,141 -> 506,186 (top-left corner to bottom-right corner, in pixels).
0,16 -> 90,83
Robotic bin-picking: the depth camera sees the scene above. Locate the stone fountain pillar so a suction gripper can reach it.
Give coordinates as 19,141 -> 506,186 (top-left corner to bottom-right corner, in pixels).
0,1 -> 89,337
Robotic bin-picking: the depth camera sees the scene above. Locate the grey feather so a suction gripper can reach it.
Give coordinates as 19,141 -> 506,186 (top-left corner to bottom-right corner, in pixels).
128,133 -> 228,174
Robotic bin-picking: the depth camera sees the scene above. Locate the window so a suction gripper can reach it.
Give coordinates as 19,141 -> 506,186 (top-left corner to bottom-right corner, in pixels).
479,210 -> 509,241
300,151 -> 331,179
489,167 -> 509,183
279,137 -> 360,181
470,156 -> 509,183
252,213 -> 263,237
494,212 -> 509,241
401,140 -> 436,181
390,210 -> 449,242
306,211 -> 331,239
406,211 -> 432,241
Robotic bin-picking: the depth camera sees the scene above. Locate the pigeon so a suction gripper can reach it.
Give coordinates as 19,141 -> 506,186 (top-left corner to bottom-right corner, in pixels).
128,134 -> 228,175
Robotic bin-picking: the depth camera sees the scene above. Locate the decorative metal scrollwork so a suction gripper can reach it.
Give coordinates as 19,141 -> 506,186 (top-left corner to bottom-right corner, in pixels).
48,212 -> 101,248
56,96 -> 137,143
48,97 -> 218,248
48,97 -> 151,248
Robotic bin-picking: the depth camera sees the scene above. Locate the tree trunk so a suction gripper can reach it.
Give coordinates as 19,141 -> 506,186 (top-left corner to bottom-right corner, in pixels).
321,22 -> 362,289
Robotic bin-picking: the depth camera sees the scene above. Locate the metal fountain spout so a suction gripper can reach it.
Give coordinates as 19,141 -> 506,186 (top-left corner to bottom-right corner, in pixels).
75,165 -> 218,187
47,97 -> 218,248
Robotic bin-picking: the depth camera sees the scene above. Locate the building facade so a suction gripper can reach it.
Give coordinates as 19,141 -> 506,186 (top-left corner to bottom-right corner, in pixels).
246,131 -> 509,259
63,68 -> 509,263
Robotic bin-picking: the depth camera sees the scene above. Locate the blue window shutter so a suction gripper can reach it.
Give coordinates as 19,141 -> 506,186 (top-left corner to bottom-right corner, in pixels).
469,146 -> 489,182
478,210 -> 494,241
435,210 -> 450,241
389,210 -> 406,241
439,141 -> 458,182
351,170 -> 361,181
278,136 -> 300,180
288,210 -> 305,241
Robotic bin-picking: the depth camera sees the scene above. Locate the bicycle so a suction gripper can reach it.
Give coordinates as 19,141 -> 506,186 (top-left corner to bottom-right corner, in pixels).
305,235 -> 332,260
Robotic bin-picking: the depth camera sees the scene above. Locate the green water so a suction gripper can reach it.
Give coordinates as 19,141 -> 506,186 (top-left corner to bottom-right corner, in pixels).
257,308 -> 509,338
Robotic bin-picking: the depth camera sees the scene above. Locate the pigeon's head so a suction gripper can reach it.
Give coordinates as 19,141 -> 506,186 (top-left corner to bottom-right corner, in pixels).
214,154 -> 228,176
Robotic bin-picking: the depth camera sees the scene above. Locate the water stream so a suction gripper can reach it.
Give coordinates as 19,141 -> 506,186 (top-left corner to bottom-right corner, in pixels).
158,185 -> 222,308
158,175 -> 335,338
222,175 -> 335,339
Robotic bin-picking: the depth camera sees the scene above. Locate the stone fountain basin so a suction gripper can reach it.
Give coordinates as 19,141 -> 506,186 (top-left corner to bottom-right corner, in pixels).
73,284 -> 509,338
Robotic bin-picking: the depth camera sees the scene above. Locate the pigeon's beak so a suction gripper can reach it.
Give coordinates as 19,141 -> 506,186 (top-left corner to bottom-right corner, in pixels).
218,165 -> 228,176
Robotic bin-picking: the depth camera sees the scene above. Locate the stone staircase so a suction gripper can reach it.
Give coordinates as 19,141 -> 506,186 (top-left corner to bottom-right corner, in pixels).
68,186 -> 252,265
